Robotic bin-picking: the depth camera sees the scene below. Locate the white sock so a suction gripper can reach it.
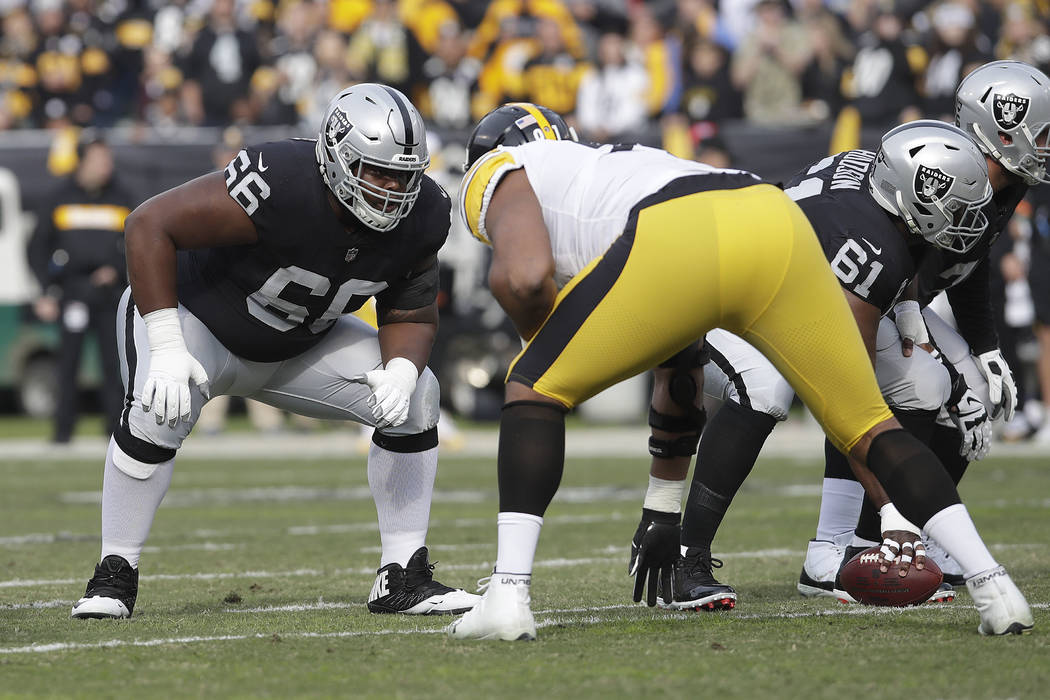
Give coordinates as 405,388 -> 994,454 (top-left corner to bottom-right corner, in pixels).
495,512 -> 544,575
368,443 -> 438,567
922,503 -> 998,579
100,437 -> 174,569
642,475 -> 685,513
814,478 -> 865,543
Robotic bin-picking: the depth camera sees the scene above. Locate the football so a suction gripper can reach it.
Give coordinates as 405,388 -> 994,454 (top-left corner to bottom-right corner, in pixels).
838,546 -> 943,606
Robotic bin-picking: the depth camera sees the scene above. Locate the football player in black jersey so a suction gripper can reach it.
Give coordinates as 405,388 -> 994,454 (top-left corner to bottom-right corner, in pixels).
797,60 -> 1050,594
628,121 -> 1006,612
70,84 -> 479,619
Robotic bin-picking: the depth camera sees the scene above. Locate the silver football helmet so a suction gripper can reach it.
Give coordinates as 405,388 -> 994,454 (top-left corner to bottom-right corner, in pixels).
956,60 -> 1050,186
868,120 -> 992,253
316,83 -> 430,232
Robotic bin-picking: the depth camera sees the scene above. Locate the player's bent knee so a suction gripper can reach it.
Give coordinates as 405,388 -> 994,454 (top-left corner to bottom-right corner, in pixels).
112,424 -> 176,479
375,367 -> 440,438
883,356 -> 950,413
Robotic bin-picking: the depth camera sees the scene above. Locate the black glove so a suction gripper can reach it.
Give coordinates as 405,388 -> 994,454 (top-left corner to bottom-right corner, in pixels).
628,508 -> 681,607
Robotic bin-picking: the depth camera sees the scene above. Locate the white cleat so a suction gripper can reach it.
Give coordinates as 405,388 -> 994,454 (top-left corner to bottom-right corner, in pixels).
797,539 -> 845,598
446,573 -> 536,641
966,566 -> 1034,636
70,596 -> 131,619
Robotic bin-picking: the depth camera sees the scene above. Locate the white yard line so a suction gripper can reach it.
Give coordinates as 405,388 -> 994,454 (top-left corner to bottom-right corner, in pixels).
3,603 -> 1047,656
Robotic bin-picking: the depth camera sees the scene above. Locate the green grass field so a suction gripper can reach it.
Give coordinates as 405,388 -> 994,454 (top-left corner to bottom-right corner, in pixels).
1,434 -> 1048,698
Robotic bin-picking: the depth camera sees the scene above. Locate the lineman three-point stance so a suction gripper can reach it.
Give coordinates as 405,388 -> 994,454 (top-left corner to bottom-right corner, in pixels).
446,103 -> 1032,641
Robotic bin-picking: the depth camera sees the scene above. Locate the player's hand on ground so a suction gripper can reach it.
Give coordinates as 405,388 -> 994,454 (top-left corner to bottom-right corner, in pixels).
977,349 -> 1017,422
948,387 -> 992,461
350,357 -> 418,429
877,533 -> 926,577
142,346 -> 210,428
629,510 -> 680,606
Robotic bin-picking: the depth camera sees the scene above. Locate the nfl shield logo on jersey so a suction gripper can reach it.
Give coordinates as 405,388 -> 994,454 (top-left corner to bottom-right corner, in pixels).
345,248 -> 359,262
914,165 -> 954,204
993,93 -> 1030,129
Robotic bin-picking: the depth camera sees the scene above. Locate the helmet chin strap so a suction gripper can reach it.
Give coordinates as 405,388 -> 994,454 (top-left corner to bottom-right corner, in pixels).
895,189 -> 921,236
970,122 -> 1003,162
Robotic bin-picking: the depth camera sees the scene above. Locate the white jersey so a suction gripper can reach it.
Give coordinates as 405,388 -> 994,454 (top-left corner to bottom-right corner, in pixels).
459,140 -> 758,288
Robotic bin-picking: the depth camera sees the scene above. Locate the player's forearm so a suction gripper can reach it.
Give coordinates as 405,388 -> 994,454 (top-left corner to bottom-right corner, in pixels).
491,276 -> 557,342
376,305 -> 438,372
125,206 -> 179,314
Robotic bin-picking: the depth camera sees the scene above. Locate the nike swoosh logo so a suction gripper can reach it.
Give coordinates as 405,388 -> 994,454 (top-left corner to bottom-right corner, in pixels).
861,237 -> 882,255
257,154 -> 268,172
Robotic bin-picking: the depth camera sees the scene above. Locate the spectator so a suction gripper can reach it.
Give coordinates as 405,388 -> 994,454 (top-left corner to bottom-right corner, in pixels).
921,1 -> 991,120
180,0 -> 261,126
842,2 -> 923,132
346,0 -> 424,97
417,20 -> 480,130
678,36 -> 741,125
521,16 -> 591,117
730,0 -> 814,126
996,2 -> 1050,73
797,0 -> 854,120
27,132 -> 137,444
300,30 -> 352,132
575,30 -> 648,141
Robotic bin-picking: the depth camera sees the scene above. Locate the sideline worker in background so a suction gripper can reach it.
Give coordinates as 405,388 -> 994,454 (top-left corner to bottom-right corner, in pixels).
27,131 -> 138,443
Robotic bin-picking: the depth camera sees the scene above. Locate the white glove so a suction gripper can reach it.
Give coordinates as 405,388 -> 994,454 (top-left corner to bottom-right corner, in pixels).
140,308 -> 210,428
351,357 -> 418,429
948,386 -> 992,461
977,349 -> 1017,422
893,300 -> 929,355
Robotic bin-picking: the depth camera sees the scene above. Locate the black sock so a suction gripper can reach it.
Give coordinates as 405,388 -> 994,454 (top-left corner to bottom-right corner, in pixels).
497,401 -> 567,516
930,423 -> 969,485
865,429 -> 961,528
681,401 -> 776,550
854,408 -> 939,542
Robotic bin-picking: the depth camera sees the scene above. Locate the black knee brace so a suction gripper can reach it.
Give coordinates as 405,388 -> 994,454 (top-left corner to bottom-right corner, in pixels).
649,344 -> 708,458
865,429 -> 961,528
113,423 -> 175,464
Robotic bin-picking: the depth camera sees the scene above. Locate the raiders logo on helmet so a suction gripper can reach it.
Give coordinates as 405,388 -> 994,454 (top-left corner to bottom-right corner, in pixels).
325,109 -> 353,148
993,93 -> 1030,129
914,165 -> 954,203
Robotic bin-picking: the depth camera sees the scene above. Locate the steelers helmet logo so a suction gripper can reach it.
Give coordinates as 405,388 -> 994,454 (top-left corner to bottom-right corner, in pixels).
325,108 -> 353,147
914,165 -> 954,204
993,93 -> 1030,129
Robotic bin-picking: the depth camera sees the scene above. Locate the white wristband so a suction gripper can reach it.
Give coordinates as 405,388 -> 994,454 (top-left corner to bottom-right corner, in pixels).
385,357 -> 419,383
141,308 -> 186,353
642,476 -> 685,514
878,502 -> 921,535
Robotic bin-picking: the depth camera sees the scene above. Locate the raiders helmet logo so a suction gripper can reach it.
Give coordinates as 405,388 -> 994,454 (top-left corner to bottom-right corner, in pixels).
325,109 -> 353,147
914,165 -> 954,204
993,93 -> 1030,129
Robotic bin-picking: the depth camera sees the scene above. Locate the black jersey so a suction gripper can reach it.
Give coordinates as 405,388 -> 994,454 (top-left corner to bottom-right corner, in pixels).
176,139 -> 450,362
913,181 -> 1028,354
784,150 -> 921,315
916,181 -> 1028,305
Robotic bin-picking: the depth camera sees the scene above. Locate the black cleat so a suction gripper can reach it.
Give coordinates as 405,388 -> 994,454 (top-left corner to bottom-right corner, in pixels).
664,548 -> 737,611
71,555 -> 139,619
367,546 -> 479,615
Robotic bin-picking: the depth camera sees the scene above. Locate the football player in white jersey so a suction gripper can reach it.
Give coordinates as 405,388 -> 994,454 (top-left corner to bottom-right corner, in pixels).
444,103 -> 1031,641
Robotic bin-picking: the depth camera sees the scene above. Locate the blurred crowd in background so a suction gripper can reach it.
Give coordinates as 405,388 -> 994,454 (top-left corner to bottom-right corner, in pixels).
4,0 -> 1050,444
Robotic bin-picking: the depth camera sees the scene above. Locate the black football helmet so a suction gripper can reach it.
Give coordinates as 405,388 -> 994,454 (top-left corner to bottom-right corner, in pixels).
464,102 -> 576,169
